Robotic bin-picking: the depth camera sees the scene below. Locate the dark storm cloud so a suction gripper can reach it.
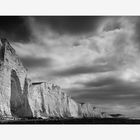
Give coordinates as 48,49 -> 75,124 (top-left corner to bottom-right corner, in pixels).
51,64 -> 115,77
0,16 -> 31,42
67,74 -> 140,106
68,79 -> 140,105
103,22 -> 121,32
21,56 -> 53,69
74,89 -> 140,105
76,77 -> 121,87
75,76 -> 140,90
72,87 -> 140,101
103,17 -> 122,32
0,16 -> 104,42
33,16 -> 103,35
134,17 -> 140,48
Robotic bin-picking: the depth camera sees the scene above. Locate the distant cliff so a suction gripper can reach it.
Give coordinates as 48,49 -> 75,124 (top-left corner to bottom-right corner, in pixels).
27,82 -> 107,119
0,38 -> 109,119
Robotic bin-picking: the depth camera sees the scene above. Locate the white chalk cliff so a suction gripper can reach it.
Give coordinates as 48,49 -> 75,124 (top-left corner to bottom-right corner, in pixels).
0,38 -> 109,119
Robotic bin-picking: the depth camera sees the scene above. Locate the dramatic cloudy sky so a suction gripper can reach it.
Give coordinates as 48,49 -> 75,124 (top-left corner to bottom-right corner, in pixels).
2,16 -> 140,118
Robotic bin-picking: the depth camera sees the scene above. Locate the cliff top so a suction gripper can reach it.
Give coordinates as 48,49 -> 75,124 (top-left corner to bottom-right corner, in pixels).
0,38 -> 28,72
0,38 -> 16,54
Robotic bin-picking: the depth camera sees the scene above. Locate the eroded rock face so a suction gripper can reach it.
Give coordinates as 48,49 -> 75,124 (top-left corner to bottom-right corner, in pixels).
28,82 -> 79,118
0,38 -> 32,118
27,82 -> 105,119
0,38 -> 108,119
80,103 -> 105,118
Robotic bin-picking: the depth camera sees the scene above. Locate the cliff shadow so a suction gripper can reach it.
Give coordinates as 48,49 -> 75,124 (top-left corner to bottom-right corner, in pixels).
23,78 -> 33,118
10,69 -> 33,118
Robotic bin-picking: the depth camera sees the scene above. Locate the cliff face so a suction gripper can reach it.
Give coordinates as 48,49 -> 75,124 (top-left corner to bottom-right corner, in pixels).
0,39 -> 32,118
28,82 -> 79,118
0,38 -> 108,119
27,82 -> 105,119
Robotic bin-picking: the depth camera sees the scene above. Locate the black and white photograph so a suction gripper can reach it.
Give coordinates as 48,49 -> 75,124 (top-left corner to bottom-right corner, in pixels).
1,16 -> 140,124
1,0 -> 140,140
